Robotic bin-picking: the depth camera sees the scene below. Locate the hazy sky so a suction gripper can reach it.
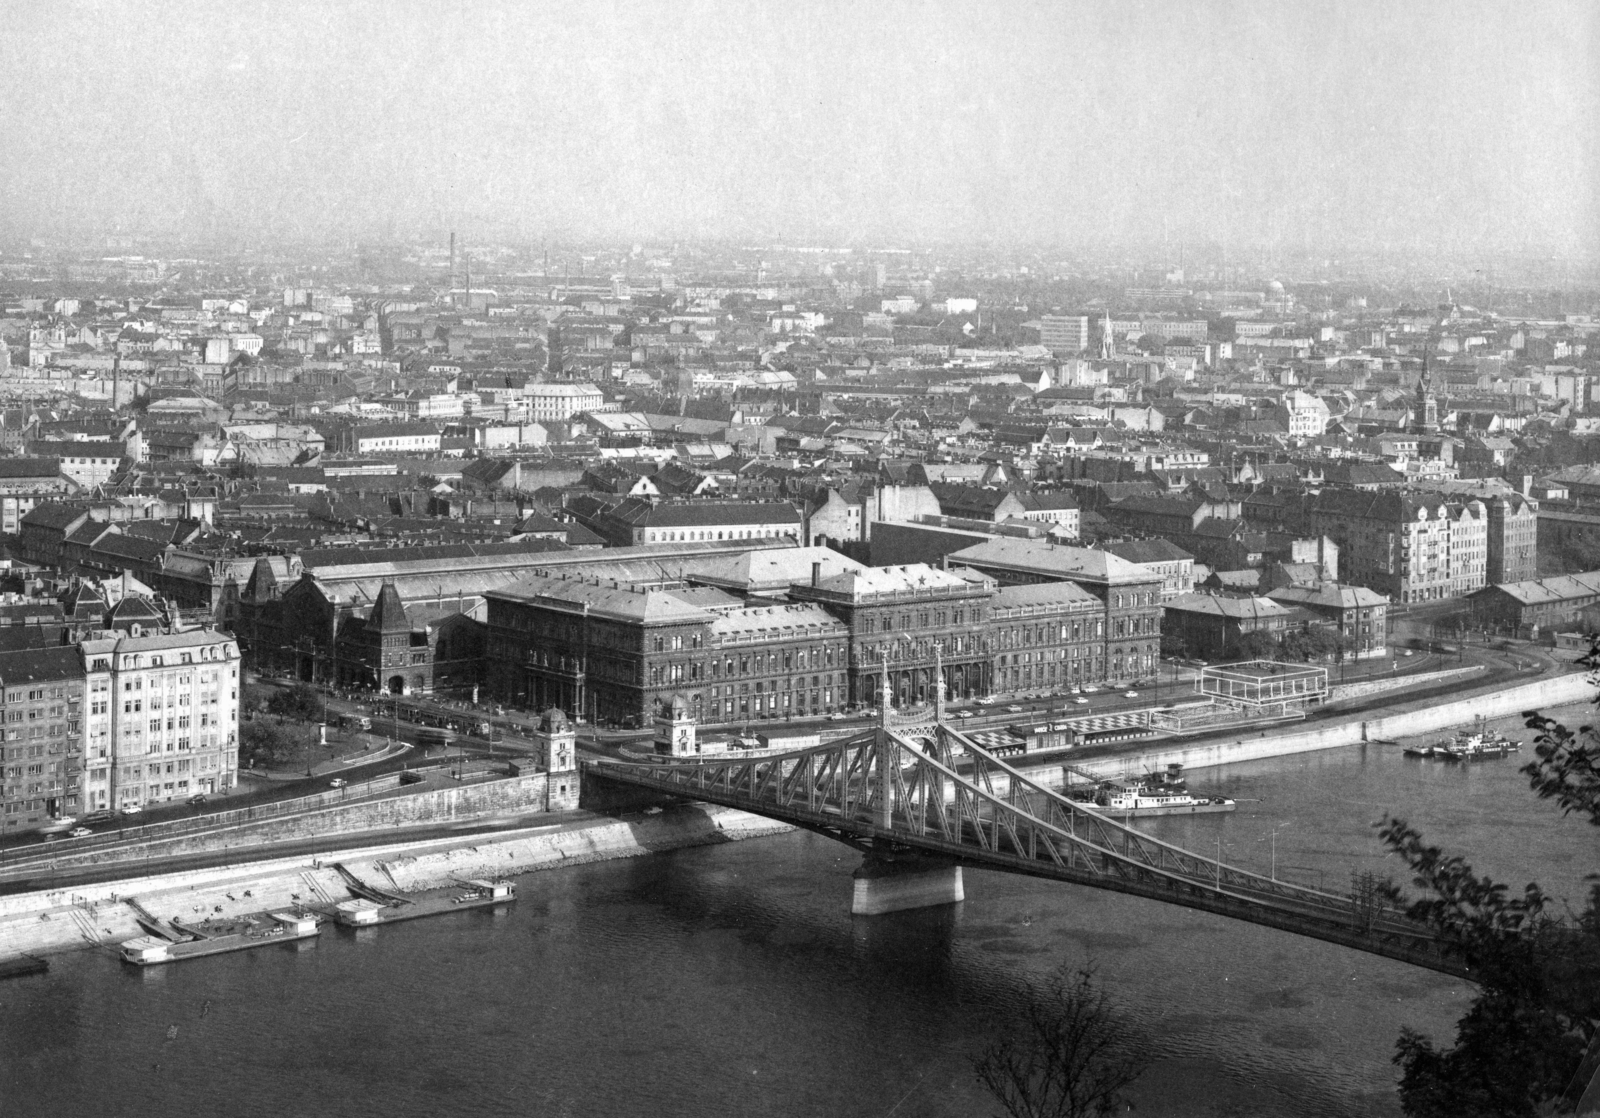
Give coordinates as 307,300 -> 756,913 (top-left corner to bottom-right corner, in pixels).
1,0 -> 1595,256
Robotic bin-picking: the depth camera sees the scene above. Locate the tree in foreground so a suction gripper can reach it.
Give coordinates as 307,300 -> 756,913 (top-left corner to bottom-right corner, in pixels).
1379,649 -> 1600,1117
974,966 -> 1147,1118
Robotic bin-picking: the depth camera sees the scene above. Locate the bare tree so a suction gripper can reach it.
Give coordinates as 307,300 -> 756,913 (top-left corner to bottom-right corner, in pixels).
974,966 -> 1148,1118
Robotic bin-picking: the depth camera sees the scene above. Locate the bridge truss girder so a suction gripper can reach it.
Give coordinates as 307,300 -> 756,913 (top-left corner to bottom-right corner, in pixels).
586,721 -> 1468,978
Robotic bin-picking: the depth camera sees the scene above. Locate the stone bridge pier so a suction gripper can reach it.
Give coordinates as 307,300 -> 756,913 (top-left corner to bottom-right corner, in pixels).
851,852 -> 964,916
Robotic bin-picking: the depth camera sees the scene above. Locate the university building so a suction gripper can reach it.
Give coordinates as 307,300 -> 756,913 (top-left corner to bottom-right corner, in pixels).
484,555 -> 1155,729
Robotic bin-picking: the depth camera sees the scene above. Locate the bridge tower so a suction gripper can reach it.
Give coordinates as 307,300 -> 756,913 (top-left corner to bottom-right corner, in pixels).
535,708 -> 579,811
655,696 -> 697,757
872,657 -> 893,828
852,651 -> 965,916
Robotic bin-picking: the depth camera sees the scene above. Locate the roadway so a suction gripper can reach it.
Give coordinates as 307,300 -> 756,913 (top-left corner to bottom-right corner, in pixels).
5,643 -> 1561,873
0,804 -> 605,897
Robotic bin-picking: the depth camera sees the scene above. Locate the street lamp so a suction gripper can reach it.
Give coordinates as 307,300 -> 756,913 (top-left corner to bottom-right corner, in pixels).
1269,822 -> 1292,882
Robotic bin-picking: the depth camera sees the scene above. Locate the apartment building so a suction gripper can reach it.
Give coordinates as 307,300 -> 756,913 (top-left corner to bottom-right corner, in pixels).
1484,493 -> 1539,584
352,422 -> 442,455
84,629 -> 241,813
525,382 -> 605,422
1305,490 -> 1488,603
0,648 -> 85,832
1039,315 -> 1090,353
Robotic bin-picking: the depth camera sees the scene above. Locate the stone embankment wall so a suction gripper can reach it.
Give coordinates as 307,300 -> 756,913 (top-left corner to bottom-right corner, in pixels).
16,773 -> 555,876
1033,671 -> 1595,787
0,804 -> 791,964
1325,665 -> 1482,704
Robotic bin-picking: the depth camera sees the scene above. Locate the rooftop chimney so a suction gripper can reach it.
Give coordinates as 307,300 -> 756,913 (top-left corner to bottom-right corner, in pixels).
811,561 -> 821,587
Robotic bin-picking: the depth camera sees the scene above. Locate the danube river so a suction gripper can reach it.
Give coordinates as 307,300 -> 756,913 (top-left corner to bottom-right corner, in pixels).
2,707 -> 1594,1118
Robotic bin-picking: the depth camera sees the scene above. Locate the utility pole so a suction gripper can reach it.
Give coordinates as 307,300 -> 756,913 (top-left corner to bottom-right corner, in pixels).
1270,822 -> 1291,882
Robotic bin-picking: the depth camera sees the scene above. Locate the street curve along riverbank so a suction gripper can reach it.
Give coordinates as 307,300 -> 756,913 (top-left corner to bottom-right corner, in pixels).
0,804 -> 792,965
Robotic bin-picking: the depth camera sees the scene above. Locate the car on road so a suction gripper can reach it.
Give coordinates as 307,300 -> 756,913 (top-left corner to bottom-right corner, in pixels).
827,712 -> 847,721
975,697 -> 995,706
328,778 -> 348,789
1082,685 -> 1099,693
1124,690 -> 1139,698
68,827 -> 93,838
1006,704 -> 1023,713
957,710 -> 974,719
187,794 -> 208,806
119,804 -> 142,816
1073,696 -> 1089,704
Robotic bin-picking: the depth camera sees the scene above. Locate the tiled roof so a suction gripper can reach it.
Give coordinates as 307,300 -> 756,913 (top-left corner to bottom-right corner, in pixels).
948,537 -> 1148,586
490,571 -> 716,625
709,603 -> 846,640
0,646 -> 84,683
811,563 -> 980,599
1104,538 -> 1193,564
1474,571 -> 1600,606
1165,593 -> 1290,620
990,581 -> 1099,611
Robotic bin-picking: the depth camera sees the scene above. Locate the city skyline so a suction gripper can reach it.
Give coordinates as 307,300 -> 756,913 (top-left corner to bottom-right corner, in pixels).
0,0 -> 1595,259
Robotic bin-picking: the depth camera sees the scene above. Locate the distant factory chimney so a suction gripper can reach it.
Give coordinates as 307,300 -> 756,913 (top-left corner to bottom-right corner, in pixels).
448,232 -> 456,306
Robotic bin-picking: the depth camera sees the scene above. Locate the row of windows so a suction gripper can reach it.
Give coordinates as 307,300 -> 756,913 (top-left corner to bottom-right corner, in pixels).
709,675 -> 841,696
646,527 -> 799,543
3,687 -> 65,703
998,621 -> 1106,647
861,609 -> 970,633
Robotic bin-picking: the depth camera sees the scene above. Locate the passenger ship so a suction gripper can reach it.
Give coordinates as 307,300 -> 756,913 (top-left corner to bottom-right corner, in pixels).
1090,764 -> 1237,819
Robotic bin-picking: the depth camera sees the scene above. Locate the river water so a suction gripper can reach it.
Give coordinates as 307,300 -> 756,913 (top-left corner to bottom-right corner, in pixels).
2,706 -> 1595,1118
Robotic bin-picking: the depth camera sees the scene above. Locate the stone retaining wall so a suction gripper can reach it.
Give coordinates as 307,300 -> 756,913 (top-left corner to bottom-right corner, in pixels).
1326,665 -> 1483,703
0,805 -> 792,963
1029,670 -> 1595,787
16,773 -> 553,875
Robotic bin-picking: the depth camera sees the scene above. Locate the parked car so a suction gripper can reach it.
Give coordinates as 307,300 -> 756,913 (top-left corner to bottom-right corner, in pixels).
81,810 -> 114,824
1073,696 -> 1090,705
119,804 -> 142,816
187,794 -> 208,806
68,827 -> 93,838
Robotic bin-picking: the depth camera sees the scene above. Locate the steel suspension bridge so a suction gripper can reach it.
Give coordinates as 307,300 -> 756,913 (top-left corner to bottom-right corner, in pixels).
585,669 -> 1468,979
